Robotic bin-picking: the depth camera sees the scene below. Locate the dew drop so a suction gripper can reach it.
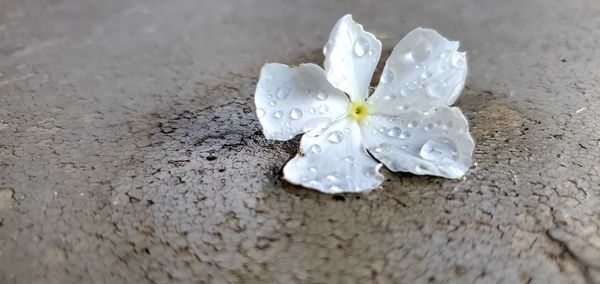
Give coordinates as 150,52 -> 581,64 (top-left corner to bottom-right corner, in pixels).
269,100 -> 277,107
318,105 -> 329,114
308,107 -> 316,114
380,69 -> 394,83
398,104 -> 410,111
326,174 -> 338,182
309,167 -> 317,173
425,85 -> 438,98
410,42 -> 432,63
415,164 -> 428,173
387,127 -> 401,137
290,108 -> 303,120
374,143 -> 391,153
419,138 -> 458,163
317,90 -> 328,101
424,123 -> 434,131
327,131 -> 344,143
256,108 -> 265,119
353,37 -> 370,57
329,185 -> 342,192
399,131 -> 411,139
310,144 -> 321,154
277,86 -> 292,100
451,53 -> 466,68
421,70 -> 433,79
407,121 -> 418,128
343,156 -> 354,163
273,111 -> 283,119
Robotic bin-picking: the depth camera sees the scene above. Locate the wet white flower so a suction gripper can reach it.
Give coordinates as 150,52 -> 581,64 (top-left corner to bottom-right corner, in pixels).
254,14 -> 474,194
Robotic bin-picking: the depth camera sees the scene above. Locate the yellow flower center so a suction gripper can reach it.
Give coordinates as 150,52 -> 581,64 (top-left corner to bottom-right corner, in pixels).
349,102 -> 370,122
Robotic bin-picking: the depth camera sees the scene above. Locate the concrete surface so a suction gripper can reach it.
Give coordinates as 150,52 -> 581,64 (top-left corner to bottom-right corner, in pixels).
1,0 -> 600,283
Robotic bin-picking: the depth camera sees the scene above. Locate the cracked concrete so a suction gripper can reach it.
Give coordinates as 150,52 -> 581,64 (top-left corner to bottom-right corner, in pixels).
1,0 -> 600,283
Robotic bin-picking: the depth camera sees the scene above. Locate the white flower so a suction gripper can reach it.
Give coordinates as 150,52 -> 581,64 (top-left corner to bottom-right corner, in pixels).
254,14 -> 474,194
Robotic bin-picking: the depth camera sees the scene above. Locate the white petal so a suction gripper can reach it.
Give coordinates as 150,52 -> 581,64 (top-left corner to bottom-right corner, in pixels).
283,118 -> 384,194
368,28 -> 467,115
361,106 -> 474,179
323,14 -> 382,102
255,63 -> 350,141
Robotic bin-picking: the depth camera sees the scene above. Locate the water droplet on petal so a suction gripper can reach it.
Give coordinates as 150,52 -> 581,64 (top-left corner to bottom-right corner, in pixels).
317,90 -> 328,101
327,131 -> 344,143
387,127 -> 401,137
309,167 -> 317,173
308,107 -> 316,114
329,185 -> 342,192
451,53 -> 466,68
290,108 -> 303,120
399,131 -> 411,139
273,111 -> 283,119
415,164 -> 429,173
421,70 -> 433,79
269,100 -> 277,107
326,174 -> 338,182
256,108 -> 265,118
380,69 -> 394,83
343,156 -> 354,163
318,105 -> 329,114
424,123 -> 434,131
407,121 -> 419,128
419,138 -> 458,162
374,143 -> 391,153
277,86 -> 292,100
310,144 -> 321,154
353,37 -> 370,57
410,42 -> 432,63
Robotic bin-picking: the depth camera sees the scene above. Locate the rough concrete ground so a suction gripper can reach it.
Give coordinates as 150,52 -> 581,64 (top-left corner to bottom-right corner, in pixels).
1,0 -> 600,283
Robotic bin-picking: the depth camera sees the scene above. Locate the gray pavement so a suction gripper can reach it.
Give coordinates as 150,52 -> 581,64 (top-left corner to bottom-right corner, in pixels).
1,0 -> 600,283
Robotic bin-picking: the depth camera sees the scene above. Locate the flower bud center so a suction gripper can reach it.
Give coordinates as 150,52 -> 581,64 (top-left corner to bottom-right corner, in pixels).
349,102 -> 369,122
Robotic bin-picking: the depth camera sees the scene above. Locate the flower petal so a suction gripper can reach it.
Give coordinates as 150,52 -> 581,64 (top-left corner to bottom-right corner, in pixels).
283,118 -> 384,194
255,63 -> 350,141
361,106 -> 474,179
368,28 -> 467,115
323,14 -> 382,102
